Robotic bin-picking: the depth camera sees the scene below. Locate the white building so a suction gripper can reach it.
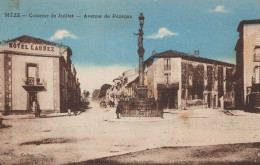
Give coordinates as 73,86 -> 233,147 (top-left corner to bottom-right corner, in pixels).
0,35 -> 81,114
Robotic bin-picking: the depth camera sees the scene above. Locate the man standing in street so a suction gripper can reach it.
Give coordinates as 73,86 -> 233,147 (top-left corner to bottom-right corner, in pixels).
116,101 -> 122,119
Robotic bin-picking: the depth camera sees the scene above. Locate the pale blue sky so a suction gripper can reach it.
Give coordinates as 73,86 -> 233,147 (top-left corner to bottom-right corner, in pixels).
1,0 -> 259,66
0,0 -> 259,91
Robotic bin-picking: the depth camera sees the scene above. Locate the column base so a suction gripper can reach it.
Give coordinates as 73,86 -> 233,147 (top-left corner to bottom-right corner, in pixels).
136,85 -> 148,99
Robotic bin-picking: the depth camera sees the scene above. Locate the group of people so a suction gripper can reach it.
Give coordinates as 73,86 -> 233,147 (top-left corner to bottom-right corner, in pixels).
107,100 -> 115,107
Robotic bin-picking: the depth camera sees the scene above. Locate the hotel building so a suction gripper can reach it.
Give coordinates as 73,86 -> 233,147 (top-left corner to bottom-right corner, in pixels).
0,35 -> 81,114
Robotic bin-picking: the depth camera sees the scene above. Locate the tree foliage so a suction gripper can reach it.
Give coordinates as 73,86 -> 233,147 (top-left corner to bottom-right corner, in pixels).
98,84 -> 112,98
92,89 -> 100,101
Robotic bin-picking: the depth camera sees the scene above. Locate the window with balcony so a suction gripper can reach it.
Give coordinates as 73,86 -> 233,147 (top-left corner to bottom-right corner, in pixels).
254,46 -> 260,62
164,58 -> 171,70
25,63 -> 39,85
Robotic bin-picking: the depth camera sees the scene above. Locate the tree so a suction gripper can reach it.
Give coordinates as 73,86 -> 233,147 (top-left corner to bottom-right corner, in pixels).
98,84 -> 112,98
82,90 -> 90,98
82,90 -> 90,102
92,89 -> 100,101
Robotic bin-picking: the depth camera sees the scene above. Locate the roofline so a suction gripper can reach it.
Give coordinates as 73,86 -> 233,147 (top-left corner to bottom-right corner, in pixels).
8,35 -> 70,47
0,50 -> 61,58
144,50 -> 235,67
237,19 -> 260,32
3,35 -> 72,55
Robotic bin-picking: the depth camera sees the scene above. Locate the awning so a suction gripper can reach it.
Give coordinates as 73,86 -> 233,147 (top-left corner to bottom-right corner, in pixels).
157,83 -> 179,90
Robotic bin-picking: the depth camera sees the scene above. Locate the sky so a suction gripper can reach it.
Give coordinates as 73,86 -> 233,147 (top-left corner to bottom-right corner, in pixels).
0,0 -> 259,92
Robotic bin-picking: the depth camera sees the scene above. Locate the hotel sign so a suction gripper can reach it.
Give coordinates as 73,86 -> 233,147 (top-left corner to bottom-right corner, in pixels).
8,42 -> 55,52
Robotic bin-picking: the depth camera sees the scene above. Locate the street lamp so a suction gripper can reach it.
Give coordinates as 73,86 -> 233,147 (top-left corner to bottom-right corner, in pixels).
138,13 -> 145,29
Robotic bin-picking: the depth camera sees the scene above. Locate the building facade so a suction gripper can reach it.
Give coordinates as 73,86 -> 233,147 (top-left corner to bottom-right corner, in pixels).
235,19 -> 260,110
144,50 -> 235,110
0,35 -> 81,114
106,68 -> 138,104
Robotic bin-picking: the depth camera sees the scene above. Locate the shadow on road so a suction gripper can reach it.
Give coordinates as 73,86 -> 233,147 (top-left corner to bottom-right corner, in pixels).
18,114 -> 71,119
70,142 -> 260,165
40,114 -> 71,118
0,125 -> 12,129
71,160 -> 259,165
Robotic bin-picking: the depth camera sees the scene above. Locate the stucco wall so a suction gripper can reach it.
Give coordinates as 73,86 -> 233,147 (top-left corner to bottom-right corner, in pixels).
53,58 -> 60,111
0,54 -> 4,110
243,24 -> 260,103
11,54 -> 56,111
146,58 -> 182,107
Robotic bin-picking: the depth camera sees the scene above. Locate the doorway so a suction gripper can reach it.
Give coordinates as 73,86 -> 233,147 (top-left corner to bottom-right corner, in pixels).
207,93 -> 211,108
159,91 -> 177,109
27,92 -> 37,110
213,95 -> 217,108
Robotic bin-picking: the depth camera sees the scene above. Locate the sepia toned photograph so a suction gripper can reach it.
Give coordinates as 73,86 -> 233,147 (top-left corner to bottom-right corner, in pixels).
0,0 -> 260,164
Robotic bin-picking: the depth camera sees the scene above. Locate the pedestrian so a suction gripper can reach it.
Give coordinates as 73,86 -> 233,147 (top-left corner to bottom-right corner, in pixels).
32,100 -> 36,115
32,100 -> 40,117
112,101 -> 115,107
109,100 -> 112,107
35,101 -> 41,117
116,101 -> 122,119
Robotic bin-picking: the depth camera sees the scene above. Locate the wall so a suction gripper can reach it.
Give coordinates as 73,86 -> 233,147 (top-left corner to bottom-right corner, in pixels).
146,57 -> 182,108
0,54 -> 4,111
172,58 -> 182,108
243,24 -> 260,103
11,54 -> 56,111
53,57 -> 60,111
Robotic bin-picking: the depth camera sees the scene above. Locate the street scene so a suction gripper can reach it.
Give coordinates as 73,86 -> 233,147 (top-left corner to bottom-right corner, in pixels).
1,0 -> 260,164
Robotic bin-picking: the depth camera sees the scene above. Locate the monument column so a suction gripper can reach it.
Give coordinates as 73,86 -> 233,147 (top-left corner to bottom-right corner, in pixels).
134,13 -> 147,99
120,13 -> 161,117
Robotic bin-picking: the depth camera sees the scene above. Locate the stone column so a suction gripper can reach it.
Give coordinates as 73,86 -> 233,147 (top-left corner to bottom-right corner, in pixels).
139,52 -> 144,86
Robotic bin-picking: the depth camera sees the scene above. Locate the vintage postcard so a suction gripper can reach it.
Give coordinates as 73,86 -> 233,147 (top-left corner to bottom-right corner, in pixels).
0,0 -> 260,164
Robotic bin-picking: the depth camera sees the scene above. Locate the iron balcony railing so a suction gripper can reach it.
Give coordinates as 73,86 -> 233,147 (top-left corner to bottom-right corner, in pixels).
164,65 -> 171,70
254,55 -> 260,62
23,77 -> 46,86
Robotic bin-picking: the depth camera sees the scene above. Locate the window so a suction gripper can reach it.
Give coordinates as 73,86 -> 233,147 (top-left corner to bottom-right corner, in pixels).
26,63 -> 39,85
254,66 -> 260,84
189,76 -> 193,86
247,87 -> 252,94
164,73 -> 171,84
164,58 -> 171,70
254,46 -> 260,62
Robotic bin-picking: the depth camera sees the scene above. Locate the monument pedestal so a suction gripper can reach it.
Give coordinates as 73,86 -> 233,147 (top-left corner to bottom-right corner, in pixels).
136,85 -> 148,99
120,85 -> 162,117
